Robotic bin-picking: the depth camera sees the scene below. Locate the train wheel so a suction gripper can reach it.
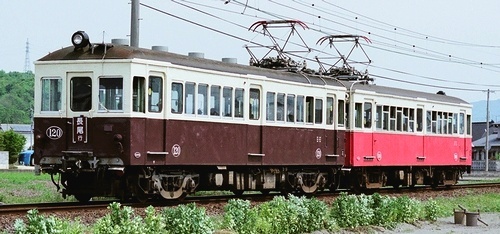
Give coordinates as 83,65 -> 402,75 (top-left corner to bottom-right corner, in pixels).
329,172 -> 341,192
74,194 -> 92,203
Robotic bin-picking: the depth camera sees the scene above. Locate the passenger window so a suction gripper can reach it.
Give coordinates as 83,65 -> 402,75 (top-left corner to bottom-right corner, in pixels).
402,108 -> 409,132
210,85 -> 220,116
459,113 -> 464,134
426,111 -> 432,133
355,102 -> 362,128
235,88 -> 244,118
396,107 -> 402,131
277,93 -> 285,121
249,88 -> 260,120
466,114 -> 471,135
133,77 -> 145,113
364,102 -> 372,128
408,108 -> 415,132
171,82 -> 183,114
337,99 -> 344,127
287,94 -> 295,122
306,96 -> 314,123
185,82 -> 195,114
99,77 -> 123,112
389,106 -> 396,131
223,87 -> 233,117
376,105 -> 383,130
71,76 -> 92,112
41,77 -> 62,111
148,76 -> 162,112
416,108 -> 423,132
447,113 -> 453,135
453,113 -> 458,134
296,95 -> 305,123
326,97 -> 334,125
315,98 -> 323,124
197,83 -> 208,115
383,106 -> 389,130
266,92 -> 275,121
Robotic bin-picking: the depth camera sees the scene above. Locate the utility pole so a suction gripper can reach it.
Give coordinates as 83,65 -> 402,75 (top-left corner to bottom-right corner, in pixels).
130,0 -> 140,47
485,89 -> 490,171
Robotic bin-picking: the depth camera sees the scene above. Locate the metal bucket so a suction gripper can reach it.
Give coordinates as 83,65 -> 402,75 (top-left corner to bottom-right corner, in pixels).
465,211 -> 479,226
453,209 -> 465,225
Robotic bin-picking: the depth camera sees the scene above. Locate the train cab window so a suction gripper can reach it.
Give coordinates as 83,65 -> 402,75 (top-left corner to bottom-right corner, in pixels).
453,113 -> 458,134
171,82 -> 183,114
296,95 -> 305,123
364,102 -> 372,128
326,97 -> 334,125
198,83 -> 208,115
235,88 -> 244,118
287,94 -> 295,122
222,87 -> 233,117
148,76 -> 162,113
306,96 -> 314,123
249,88 -> 260,120
266,92 -> 275,121
41,77 -> 62,111
185,82 -> 195,114
98,77 -> 123,112
354,102 -> 362,128
70,77 -> 92,112
133,77 -> 145,113
315,98 -> 323,124
337,99 -> 345,127
416,108 -> 423,132
277,93 -> 285,121
210,85 -> 221,116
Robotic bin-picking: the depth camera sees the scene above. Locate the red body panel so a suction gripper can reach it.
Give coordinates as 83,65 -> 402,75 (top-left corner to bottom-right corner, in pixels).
346,131 -> 471,167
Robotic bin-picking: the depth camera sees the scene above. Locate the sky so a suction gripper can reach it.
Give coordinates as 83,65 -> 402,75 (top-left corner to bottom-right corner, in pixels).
1,0 -> 500,104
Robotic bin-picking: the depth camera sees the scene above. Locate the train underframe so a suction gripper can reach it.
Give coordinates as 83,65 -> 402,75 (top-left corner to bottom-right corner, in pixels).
40,161 -> 343,202
344,166 -> 470,190
38,155 -> 469,202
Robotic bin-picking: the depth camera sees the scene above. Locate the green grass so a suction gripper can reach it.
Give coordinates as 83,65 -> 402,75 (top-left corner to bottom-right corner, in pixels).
0,171 -> 69,204
428,192 -> 500,218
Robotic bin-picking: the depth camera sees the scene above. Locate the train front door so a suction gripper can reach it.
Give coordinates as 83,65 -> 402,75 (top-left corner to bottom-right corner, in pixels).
66,72 -> 94,151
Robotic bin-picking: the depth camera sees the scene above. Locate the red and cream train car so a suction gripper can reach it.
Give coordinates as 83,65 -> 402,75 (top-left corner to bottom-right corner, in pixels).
344,83 -> 472,189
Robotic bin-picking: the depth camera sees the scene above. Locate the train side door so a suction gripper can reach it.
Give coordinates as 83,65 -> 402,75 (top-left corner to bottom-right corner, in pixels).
362,100 -> 374,160
247,86 -> 263,164
336,99 -> 346,159
66,72 -> 93,150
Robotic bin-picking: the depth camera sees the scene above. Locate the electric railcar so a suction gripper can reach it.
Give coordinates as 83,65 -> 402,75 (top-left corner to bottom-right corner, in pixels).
33,31 -> 471,202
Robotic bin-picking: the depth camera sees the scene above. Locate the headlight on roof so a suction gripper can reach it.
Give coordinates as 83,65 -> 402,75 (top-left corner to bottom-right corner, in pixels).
71,31 -> 90,48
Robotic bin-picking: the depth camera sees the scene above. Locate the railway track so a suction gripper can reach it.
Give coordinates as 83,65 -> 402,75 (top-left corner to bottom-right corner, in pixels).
1,182 -> 499,216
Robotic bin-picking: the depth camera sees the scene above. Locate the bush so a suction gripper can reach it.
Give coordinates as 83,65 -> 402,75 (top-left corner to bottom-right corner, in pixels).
330,192 -> 374,228
93,202 -> 144,234
222,199 -> 258,234
161,203 -> 214,234
14,209 -> 85,234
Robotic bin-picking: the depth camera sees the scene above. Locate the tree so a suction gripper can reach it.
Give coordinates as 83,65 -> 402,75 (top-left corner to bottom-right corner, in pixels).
0,130 -> 26,164
0,71 -> 34,124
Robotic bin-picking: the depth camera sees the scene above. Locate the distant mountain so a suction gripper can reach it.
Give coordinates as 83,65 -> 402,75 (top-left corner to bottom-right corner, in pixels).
471,99 -> 500,123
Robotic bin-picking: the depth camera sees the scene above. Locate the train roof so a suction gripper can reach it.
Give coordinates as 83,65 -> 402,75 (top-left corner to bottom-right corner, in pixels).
37,43 -> 344,88
345,81 -> 470,105
38,43 -> 469,105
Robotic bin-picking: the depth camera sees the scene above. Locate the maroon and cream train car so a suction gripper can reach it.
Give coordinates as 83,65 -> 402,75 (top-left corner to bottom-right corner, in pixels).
33,32 -> 347,201
343,81 -> 472,189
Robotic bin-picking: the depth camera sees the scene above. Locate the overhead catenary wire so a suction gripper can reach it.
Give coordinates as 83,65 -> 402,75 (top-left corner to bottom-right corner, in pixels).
144,1 -> 499,92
